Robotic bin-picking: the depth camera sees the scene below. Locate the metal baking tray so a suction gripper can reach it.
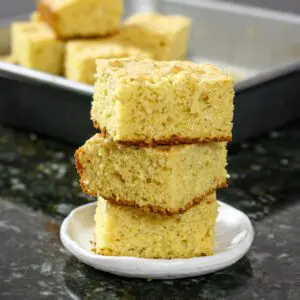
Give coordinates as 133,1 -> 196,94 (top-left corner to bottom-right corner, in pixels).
0,0 -> 300,145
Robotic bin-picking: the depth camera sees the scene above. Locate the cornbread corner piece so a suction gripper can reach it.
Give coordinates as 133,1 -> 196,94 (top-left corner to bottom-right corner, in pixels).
121,13 -> 191,60
37,0 -> 123,39
30,11 -> 43,23
75,134 -> 227,214
95,194 -> 218,258
92,58 -> 234,145
11,22 -> 64,74
66,38 -> 153,84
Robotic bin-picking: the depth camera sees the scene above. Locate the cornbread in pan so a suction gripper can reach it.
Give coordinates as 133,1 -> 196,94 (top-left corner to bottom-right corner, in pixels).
30,11 -> 43,23
0,55 -> 17,64
121,13 -> 191,60
92,58 -> 234,145
94,194 -> 218,258
37,0 -> 123,39
66,38 -> 153,84
75,134 -> 227,214
11,22 -> 64,74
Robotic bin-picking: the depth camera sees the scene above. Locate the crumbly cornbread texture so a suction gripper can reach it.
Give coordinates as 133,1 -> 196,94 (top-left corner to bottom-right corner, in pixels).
95,194 -> 218,258
92,58 -> 234,145
66,38 -> 153,84
75,134 -> 227,214
11,22 -> 64,74
121,13 -> 191,60
37,0 -> 123,39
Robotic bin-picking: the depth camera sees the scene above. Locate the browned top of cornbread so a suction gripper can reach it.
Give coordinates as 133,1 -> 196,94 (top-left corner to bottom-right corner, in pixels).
95,58 -> 231,83
37,1 -> 60,37
99,182 -> 226,216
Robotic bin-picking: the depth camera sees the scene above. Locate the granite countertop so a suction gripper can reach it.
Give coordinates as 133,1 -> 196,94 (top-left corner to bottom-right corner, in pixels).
0,123 -> 299,300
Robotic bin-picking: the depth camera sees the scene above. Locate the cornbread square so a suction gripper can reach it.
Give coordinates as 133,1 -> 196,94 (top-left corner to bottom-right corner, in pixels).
75,134 -> 227,214
92,58 -> 234,145
37,0 -> 123,39
11,22 -> 64,74
66,38 -> 153,84
120,13 -> 191,60
94,194 -> 218,258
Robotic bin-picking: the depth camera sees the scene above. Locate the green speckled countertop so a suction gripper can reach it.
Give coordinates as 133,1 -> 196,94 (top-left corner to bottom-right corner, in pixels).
0,123 -> 300,300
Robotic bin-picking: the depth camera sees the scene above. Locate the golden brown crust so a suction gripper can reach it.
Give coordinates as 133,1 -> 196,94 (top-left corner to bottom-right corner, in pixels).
60,30 -> 119,41
75,153 -> 227,215
116,135 -> 232,146
100,181 -> 227,215
93,122 -> 232,146
37,1 -> 60,36
74,147 -> 84,177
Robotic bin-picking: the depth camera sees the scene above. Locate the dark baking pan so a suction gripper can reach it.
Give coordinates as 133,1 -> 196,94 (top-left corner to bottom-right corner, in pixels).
0,0 -> 300,145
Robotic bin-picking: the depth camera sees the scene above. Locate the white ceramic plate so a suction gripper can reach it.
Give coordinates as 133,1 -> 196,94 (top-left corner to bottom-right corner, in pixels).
60,201 -> 254,279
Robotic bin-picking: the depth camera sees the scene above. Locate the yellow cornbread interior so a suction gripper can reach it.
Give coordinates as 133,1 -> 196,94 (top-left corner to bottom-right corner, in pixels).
30,11 -> 43,23
41,0 -> 123,38
121,13 -> 191,60
76,135 -> 227,213
66,38 -> 153,84
95,194 -> 218,258
11,22 -> 64,74
92,58 -> 234,143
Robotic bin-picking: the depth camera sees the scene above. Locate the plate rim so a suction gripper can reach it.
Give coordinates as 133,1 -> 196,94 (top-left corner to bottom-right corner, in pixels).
60,200 -> 254,279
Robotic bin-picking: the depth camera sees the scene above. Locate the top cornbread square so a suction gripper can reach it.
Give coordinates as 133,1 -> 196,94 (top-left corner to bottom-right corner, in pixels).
120,13 -> 191,60
37,0 -> 123,39
92,58 -> 234,145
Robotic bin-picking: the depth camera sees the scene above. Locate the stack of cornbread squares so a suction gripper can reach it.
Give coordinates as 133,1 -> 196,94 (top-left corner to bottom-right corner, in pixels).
9,0 -> 191,85
75,58 -> 234,259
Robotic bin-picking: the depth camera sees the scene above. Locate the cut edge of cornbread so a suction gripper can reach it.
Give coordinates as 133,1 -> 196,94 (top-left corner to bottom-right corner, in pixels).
37,0 -> 122,39
74,135 -> 228,215
94,193 -> 218,258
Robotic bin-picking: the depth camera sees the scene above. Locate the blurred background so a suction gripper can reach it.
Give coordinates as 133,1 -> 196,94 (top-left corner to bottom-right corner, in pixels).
1,0 -> 300,19
0,1 -> 300,299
